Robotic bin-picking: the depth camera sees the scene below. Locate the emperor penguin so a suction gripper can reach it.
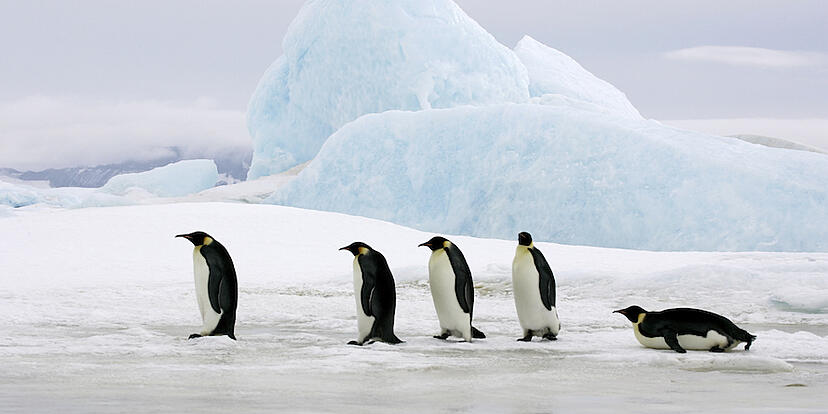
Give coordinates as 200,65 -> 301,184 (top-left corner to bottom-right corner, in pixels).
614,305 -> 756,353
176,231 -> 238,340
339,242 -> 403,346
418,236 -> 485,342
512,232 -> 561,341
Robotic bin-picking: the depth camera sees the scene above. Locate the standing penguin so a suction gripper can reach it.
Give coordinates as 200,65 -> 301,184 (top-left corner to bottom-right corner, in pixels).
614,305 -> 756,353
512,232 -> 561,341
176,231 -> 238,340
419,236 -> 485,342
339,242 -> 403,346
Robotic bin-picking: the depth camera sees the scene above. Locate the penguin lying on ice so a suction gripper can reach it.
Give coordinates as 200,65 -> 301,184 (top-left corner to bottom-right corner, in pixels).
614,305 -> 755,353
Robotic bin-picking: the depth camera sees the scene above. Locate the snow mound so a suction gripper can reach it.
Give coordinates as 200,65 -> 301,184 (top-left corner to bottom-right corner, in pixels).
100,159 -> 218,197
515,36 -> 641,119
246,0 -> 530,178
270,104 -> 828,252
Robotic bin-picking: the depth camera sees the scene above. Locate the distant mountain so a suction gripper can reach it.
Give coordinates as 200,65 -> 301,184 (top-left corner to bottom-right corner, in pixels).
1,147 -> 251,188
729,134 -> 827,154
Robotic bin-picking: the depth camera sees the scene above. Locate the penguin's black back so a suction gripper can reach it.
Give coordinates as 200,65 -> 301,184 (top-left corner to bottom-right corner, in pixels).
357,249 -> 402,343
641,308 -> 754,343
199,240 -> 238,337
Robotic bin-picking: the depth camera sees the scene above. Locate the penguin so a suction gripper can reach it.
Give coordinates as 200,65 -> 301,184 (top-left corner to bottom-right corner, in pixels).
339,242 -> 403,346
176,231 -> 238,340
512,232 -> 561,341
418,236 -> 485,342
614,305 -> 756,353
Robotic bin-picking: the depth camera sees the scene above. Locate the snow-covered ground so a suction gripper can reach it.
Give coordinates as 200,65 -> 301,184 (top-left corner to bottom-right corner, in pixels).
1,202 -> 827,413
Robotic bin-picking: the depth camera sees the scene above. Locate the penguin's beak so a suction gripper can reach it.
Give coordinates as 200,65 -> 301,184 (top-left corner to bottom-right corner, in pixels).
175,234 -> 190,239
613,309 -> 625,315
338,246 -> 350,251
418,242 -> 430,247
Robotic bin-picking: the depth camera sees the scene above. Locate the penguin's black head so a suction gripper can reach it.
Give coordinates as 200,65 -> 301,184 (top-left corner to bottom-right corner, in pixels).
176,231 -> 213,246
339,241 -> 372,256
613,305 -> 648,323
518,232 -> 533,246
418,236 -> 449,251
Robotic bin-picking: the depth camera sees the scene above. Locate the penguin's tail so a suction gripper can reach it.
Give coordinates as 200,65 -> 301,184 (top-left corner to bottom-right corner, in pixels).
383,333 -> 404,344
471,326 -> 486,339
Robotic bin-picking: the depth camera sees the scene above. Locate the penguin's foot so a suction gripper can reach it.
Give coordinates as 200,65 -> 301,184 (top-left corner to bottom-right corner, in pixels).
188,333 -> 202,340
517,333 -> 533,342
543,333 -> 558,341
433,332 -> 450,340
709,346 -> 725,353
347,340 -> 363,346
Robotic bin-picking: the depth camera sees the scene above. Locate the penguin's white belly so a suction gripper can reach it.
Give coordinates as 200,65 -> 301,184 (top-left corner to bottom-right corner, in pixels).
428,251 -> 470,337
512,251 -> 559,334
193,248 -> 222,335
633,324 -> 737,350
353,258 -> 375,342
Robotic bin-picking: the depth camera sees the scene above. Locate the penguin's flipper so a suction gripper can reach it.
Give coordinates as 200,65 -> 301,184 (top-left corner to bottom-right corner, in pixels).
530,247 -> 557,310
471,326 -> 486,339
357,255 -> 377,317
662,331 -> 686,353
445,246 -> 474,314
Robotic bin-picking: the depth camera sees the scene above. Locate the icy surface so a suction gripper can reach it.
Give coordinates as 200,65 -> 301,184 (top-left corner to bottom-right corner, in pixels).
1,203 -> 827,412
515,35 -> 642,119
246,0 -> 530,178
271,104 -> 828,252
100,159 -> 218,197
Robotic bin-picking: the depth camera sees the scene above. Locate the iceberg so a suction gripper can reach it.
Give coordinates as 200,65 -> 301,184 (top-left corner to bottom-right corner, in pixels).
270,104 -> 828,252
246,0 -> 530,178
100,159 -> 218,198
514,36 -> 642,119
0,180 -> 43,208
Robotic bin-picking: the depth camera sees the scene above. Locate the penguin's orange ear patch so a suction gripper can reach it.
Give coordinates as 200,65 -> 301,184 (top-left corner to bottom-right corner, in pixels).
203,237 -> 214,246
442,240 -> 451,248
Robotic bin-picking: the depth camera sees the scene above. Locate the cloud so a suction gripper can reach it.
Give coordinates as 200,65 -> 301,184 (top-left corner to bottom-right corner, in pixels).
0,96 -> 250,171
664,46 -> 828,68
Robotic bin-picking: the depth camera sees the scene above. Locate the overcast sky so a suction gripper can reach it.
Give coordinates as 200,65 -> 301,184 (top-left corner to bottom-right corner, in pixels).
1,0 -> 826,170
